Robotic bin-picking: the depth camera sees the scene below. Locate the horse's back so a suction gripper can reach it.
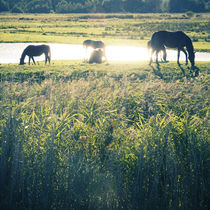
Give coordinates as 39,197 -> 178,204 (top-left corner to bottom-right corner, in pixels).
151,31 -> 190,48
154,30 -> 186,37
95,41 -> 105,48
83,39 -> 105,48
24,44 -> 50,56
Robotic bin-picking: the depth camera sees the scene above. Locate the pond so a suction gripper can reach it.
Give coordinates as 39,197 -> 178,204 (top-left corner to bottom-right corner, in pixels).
0,43 -> 209,64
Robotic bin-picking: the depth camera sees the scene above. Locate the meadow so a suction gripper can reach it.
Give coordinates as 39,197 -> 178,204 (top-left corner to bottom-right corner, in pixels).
0,13 -> 210,51
0,13 -> 209,210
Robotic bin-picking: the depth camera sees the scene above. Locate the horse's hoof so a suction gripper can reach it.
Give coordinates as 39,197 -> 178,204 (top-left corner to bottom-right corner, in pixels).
195,70 -> 199,77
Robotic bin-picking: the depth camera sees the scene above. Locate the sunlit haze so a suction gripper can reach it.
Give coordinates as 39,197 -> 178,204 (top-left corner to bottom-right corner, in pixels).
0,43 -> 209,64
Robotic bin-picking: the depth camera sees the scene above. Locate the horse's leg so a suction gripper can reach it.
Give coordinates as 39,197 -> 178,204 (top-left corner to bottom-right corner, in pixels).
84,46 -> 89,61
162,47 -> 167,62
31,56 -> 36,65
45,54 -> 47,64
46,54 -> 51,64
48,56 -> 51,64
181,48 -> 188,65
155,50 -> 160,64
177,49 -> 180,65
29,56 -> 31,65
47,50 -> 51,64
149,49 -> 154,65
103,47 -> 107,61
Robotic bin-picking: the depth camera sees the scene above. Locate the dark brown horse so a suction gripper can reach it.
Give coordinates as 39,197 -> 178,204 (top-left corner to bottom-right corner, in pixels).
19,44 -> 51,65
83,39 -> 107,60
83,39 -> 105,50
149,31 -> 195,66
89,49 -> 104,64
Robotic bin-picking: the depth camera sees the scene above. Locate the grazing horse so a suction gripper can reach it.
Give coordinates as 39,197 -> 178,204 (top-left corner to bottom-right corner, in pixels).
149,31 -> 195,67
83,39 -> 105,50
83,39 -> 107,60
89,49 -> 104,64
19,44 -> 51,65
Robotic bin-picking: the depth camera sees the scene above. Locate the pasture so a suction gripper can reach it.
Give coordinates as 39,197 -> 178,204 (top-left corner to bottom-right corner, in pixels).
0,13 -> 209,210
0,13 -> 210,51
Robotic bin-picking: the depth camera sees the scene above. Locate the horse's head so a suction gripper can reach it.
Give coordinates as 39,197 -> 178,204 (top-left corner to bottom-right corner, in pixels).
189,51 -> 195,67
19,58 -> 25,65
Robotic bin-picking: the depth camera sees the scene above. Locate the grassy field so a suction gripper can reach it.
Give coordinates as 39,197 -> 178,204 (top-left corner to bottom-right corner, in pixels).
0,13 -> 209,210
0,60 -> 209,210
0,13 -> 210,51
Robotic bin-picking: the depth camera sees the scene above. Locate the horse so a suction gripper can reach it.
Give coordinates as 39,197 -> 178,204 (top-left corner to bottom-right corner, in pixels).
19,44 -> 51,65
83,39 -> 107,61
147,40 -> 167,62
149,31 -> 195,67
83,39 -> 105,50
89,49 -> 104,64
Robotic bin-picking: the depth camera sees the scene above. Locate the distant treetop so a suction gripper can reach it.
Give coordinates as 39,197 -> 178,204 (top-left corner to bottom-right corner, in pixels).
0,0 -> 209,13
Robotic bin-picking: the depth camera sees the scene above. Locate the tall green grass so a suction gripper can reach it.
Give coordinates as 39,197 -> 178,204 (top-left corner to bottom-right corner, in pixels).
0,62 -> 209,209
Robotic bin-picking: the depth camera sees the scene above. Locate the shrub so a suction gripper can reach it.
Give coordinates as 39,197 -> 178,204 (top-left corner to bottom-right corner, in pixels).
186,11 -> 195,18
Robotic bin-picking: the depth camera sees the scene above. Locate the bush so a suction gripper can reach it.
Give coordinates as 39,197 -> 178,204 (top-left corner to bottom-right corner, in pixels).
186,11 -> 195,18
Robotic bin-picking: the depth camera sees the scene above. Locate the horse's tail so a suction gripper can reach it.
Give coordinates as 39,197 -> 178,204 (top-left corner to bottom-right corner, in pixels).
47,46 -> 51,64
147,40 -> 152,49
150,32 -> 158,49
48,46 -> 51,59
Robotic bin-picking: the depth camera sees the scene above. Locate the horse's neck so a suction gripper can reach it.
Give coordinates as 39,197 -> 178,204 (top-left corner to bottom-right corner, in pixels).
20,51 -> 26,61
186,38 -> 194,54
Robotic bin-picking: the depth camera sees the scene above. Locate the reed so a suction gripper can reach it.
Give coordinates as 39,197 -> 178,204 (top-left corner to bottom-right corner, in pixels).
0,62 -> 209,209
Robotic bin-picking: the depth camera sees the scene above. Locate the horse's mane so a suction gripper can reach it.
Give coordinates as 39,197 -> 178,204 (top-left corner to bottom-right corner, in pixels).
185,35 -> 194,52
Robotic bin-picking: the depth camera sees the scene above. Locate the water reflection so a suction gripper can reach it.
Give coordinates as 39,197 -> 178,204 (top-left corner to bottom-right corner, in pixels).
0,43 -> 209,64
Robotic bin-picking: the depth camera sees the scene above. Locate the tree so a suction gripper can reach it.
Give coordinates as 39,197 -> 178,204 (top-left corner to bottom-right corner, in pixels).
159,0 -> 170,12
169,0 -> 206,12
0,0 -> 8,12
26,0 -> 51,13
0,0 -> 209,13
103,0 -> 125,12
49,0 -> 60,11
11,2 -> 25,13
124,0 -> 144,12
55,0 -> 69,13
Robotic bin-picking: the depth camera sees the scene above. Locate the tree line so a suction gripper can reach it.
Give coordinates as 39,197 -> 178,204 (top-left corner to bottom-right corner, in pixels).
0,0 -> 209,13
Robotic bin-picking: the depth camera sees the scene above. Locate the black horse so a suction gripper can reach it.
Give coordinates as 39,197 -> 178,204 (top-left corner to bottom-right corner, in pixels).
19,44 -> 51,65
83,39 -> 107,60
149,31 -> 195,66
